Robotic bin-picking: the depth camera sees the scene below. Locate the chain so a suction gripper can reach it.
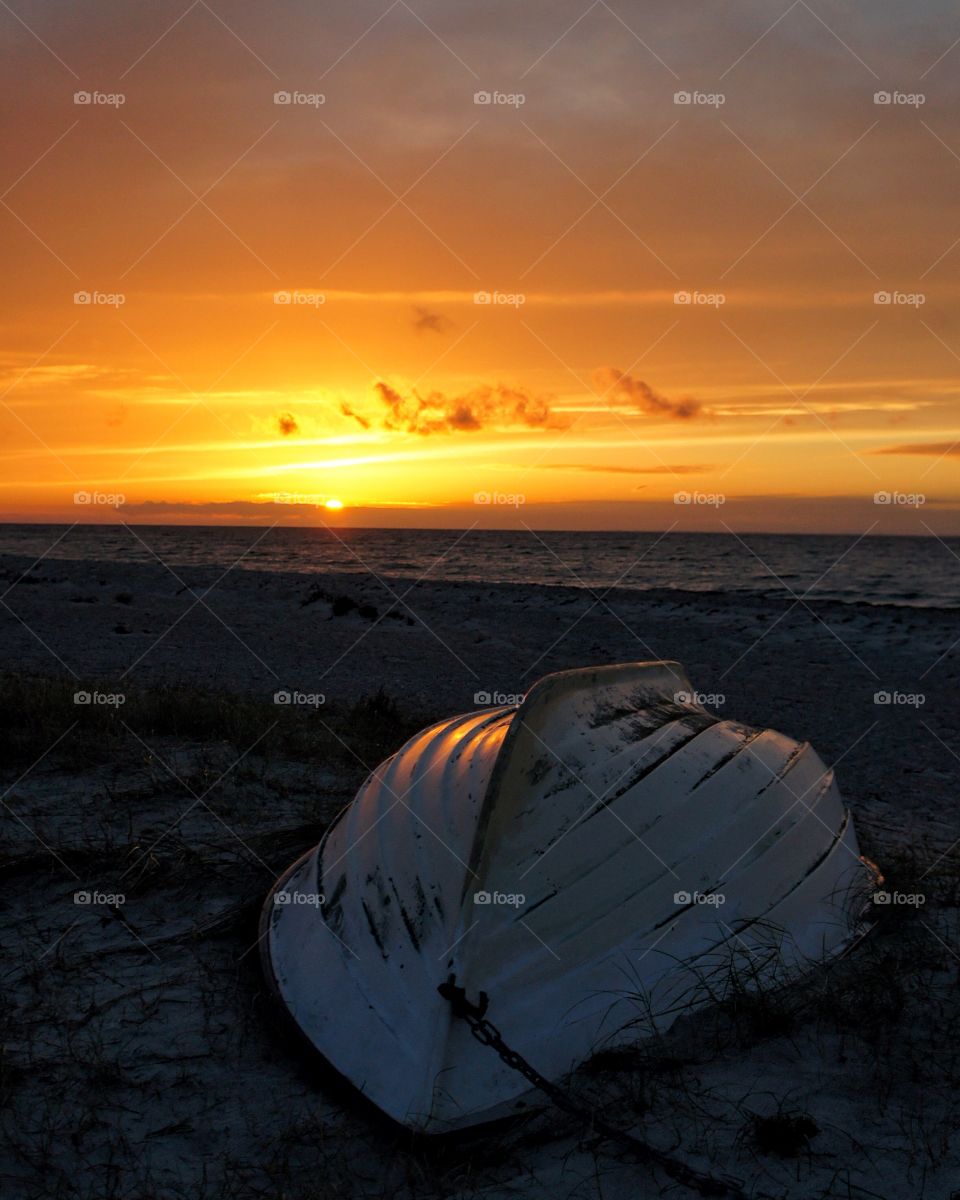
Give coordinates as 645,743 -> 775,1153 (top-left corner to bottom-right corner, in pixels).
438,977 -> 748,1200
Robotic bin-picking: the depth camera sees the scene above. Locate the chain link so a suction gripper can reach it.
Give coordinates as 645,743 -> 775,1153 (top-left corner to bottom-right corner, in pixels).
438,976 -> 748,1200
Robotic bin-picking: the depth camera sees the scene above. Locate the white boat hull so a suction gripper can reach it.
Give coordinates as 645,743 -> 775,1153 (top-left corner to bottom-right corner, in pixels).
262,662 -> 876,1130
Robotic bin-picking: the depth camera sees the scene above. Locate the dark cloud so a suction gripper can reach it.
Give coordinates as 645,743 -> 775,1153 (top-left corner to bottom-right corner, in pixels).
594,368 -> 702,419
873,441 -> 959,456
277,412 -> 299,436
339,401 -> 370,430
342,381 -> 568,435
411,306 -> 451,334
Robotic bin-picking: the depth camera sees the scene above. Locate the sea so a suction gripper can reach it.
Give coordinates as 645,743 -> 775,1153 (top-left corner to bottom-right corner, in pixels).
0,524 -> 957,609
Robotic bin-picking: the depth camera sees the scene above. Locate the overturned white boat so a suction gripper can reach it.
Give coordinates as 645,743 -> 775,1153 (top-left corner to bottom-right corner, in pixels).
261,662 -> 876,1131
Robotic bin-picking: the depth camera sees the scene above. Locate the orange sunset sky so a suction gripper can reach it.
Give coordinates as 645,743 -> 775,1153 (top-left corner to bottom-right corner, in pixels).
2,1 -> 960,532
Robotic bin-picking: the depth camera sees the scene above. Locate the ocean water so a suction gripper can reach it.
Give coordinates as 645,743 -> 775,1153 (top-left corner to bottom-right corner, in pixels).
0,524 -> 956,608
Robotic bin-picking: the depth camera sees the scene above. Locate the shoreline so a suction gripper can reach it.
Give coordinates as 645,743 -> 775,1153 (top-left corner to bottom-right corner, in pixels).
0,527 -> 957,611
1,547 -> 957,611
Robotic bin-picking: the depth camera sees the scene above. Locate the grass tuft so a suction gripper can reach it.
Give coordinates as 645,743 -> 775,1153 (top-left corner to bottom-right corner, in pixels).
0,673 -> 426,771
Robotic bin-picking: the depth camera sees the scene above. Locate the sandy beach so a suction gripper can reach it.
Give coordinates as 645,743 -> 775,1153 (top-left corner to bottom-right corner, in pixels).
1,550 -> 958,825
1,550 -> 958,1199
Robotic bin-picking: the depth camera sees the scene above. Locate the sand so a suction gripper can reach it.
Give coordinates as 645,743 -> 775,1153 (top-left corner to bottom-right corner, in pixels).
1,550 -> 958,1199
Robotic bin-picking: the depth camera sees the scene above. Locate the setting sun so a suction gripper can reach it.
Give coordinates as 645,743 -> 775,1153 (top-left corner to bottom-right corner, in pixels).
324,498 -> 344,511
